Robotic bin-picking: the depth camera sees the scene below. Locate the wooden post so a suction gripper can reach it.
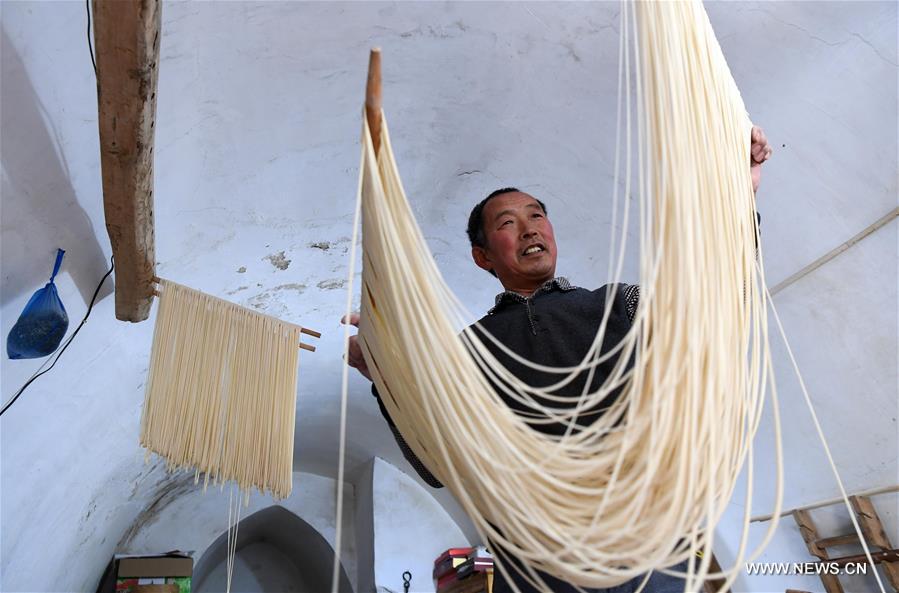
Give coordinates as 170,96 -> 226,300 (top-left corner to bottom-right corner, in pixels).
365,48 -> 382,155
93,0 -> 161,322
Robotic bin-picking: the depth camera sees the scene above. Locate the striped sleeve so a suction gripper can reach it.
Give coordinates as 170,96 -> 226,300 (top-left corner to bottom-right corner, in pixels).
622,284 -> 640,323
372,385 -> 444,489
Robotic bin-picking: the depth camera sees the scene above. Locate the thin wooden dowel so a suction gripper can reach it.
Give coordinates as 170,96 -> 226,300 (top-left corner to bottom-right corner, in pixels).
751,484 -> 899,523
153,277 -> 320,351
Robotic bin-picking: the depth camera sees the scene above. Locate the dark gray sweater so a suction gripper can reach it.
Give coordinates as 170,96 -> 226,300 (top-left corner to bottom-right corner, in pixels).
372,277 -> 641,489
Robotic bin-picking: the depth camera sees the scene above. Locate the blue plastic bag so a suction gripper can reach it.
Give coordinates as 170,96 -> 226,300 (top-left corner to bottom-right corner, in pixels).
7,249 -> 69,359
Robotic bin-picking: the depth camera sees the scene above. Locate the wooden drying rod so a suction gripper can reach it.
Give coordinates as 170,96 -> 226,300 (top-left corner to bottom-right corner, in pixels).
750,484 -> 899,523
151,276 -> 320,352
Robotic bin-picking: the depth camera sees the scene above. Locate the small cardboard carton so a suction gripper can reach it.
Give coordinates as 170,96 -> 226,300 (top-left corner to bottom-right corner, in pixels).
97,551 -> 192,593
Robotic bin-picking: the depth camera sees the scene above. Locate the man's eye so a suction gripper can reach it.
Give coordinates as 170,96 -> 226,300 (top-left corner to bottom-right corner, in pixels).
501,220 -> 513,226
532,213 -> 543,218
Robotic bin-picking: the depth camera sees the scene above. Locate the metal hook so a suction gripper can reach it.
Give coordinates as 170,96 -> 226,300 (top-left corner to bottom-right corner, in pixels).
402,570 -> 412,593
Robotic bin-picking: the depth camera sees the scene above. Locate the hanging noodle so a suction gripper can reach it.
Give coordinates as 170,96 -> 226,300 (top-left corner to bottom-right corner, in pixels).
348,1 -> 786,590
140,279 -> 302,501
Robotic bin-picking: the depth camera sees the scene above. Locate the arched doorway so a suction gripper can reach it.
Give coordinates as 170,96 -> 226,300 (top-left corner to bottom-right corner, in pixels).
193,505 -> 353,593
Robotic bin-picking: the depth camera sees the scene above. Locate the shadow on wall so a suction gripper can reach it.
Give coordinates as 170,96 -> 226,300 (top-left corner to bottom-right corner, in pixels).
193,505 -> 354,593
0,26 -> 111,309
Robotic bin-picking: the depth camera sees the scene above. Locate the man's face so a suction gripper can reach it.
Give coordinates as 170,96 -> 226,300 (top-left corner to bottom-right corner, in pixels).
472,192 -> 558,291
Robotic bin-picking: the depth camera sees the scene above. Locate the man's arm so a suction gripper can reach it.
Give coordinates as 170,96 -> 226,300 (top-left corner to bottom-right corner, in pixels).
343,313 -> 445,488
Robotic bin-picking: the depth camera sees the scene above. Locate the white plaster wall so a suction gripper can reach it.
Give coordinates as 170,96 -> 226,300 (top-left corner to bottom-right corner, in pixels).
715,218 -> 899,592
1,2 -> 896,592
372,458 -> 471,593
115,472 -> 356,592
197,542 -> 314,593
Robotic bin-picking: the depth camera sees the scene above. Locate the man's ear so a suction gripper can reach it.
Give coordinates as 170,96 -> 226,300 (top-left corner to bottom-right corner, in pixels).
472,246 -> 493,274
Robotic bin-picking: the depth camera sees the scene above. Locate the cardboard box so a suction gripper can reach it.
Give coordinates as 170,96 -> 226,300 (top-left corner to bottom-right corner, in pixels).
97,552 -> 192,593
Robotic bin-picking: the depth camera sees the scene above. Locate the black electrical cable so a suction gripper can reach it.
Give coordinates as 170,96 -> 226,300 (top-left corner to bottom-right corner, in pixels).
0,0 -> 111,417
86,0 -> 97,77
0,257 -> 115,417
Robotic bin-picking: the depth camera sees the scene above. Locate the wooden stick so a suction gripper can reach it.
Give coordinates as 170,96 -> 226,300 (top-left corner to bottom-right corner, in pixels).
365,48 -> 382,155
153,276 -> 322,342
93,0 -> 161,322
299,343 -> 316,353
751,484 -> 899,523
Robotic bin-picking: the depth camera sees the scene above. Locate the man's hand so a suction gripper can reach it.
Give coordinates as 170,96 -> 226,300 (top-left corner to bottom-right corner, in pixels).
750,125 -> 773,194
341,312 -> 372,381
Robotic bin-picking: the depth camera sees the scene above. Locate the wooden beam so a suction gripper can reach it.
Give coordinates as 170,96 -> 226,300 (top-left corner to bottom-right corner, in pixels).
365,48 -> 382,155
93,0 -> 161,322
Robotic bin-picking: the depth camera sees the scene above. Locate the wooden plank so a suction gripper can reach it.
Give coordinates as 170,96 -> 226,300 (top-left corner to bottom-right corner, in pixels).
850,496 -> 899,590
93,0 -> 161,322
816,533 -> 860,549
793,510 -> 844,593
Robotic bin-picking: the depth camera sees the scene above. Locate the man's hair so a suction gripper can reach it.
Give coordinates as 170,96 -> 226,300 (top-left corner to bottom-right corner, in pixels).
466,187 -> 548,249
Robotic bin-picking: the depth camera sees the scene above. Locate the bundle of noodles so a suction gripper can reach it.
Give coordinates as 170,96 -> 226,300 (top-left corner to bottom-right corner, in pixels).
352,1 -> 781,591
141,279 -> 303,500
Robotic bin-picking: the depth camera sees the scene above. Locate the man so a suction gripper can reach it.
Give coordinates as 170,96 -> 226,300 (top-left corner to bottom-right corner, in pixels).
344,127 -> 773,592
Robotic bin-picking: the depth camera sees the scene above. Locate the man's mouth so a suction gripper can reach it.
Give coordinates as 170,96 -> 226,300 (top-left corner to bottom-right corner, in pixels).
522,244 -> 545,256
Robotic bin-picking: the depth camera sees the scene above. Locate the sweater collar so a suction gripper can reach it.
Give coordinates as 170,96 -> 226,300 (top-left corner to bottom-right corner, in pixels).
488,277 -> 577,314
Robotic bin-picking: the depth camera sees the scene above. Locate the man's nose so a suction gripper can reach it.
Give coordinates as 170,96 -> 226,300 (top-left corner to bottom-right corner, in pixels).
521,226 -> 538,240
